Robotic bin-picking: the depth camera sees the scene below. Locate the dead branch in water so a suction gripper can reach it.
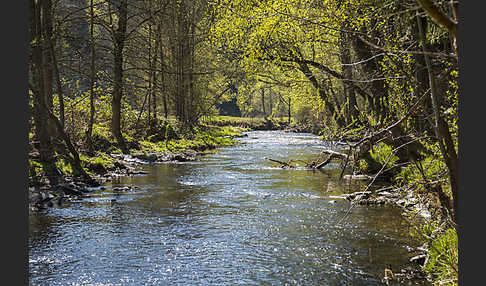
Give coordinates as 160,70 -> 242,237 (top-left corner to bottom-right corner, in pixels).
311,150 -> 350,170
320,150 -> 349,160
266,149 -> 350,170
265,157 -> 295,168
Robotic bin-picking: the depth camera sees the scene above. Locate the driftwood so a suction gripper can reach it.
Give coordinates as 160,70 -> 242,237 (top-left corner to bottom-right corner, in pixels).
320,150 -> 349,159
312,150 -> 349,169
266,149 -> 349,170
265,157 -> 295,168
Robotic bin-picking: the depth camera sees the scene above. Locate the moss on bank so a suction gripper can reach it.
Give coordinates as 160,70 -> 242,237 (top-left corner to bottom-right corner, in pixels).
28,121 -> 246,183
137,125 -> 242,155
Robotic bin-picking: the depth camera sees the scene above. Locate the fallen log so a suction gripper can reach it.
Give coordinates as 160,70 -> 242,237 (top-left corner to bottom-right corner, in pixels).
314,156 -> 333,169
313,150 -> 350,169
320,150 -> 349,160
265,157 -> 295,168
267,150 -> 350,170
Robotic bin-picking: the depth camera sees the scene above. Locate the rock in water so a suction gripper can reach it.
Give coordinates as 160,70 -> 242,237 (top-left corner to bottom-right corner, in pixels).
410,254 -> 427,266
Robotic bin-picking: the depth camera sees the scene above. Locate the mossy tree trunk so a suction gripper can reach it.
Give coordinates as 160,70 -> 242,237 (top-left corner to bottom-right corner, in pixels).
30,0 -> 59,185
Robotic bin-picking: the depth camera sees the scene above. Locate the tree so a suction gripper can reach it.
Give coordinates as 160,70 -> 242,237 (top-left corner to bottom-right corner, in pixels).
30,0 -> 58,184
86,0 -> 97,154
111,0 -> 129,153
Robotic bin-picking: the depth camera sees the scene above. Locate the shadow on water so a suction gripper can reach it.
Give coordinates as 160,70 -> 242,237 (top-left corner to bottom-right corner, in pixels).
29,131 -> 427,285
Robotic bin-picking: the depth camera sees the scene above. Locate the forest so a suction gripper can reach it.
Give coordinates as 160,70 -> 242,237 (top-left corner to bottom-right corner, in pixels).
28,0 -> 459,284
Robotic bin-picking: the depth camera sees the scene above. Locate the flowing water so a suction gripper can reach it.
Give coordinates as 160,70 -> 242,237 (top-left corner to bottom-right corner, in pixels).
29,131 -> 426,285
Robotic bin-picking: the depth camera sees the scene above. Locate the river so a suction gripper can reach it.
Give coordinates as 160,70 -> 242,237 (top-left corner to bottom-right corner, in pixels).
29,131 -> 426,285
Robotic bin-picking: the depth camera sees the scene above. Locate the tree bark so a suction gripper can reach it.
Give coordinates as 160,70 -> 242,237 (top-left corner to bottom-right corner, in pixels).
417,14 -> 458,223
48,33 -> 65,129
417,0 -> 457,40
86,0 -> 96,154
159,27 -> 168,119
339,27 -> 359,125
261,87 -> 266,117
410,14 -> 434,135
30,0 -> 59,185
112,0 -> 128,153
41,0 -> 58,141
288,96 -> 291,125
151,26 -> 159,126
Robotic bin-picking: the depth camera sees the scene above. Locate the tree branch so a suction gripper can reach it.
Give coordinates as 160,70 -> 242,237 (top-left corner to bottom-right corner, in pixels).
417,0 -> 457,39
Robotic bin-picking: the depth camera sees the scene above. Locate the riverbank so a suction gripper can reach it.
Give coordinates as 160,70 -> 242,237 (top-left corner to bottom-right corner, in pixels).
29,115 -> 308,211
30,130 -> 428,285
321,146 -> 456,284
28,123 -> 247,212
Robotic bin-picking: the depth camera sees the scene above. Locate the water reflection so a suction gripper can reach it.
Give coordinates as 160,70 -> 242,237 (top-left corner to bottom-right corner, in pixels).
29,131 -> 425,285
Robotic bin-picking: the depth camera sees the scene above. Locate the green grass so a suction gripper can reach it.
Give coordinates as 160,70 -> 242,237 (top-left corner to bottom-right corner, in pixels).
136,125 -> 242,155
423,228 -> 458,285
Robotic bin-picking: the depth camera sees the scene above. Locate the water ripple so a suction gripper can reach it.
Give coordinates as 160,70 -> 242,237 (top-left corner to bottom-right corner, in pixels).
29,131 -> 425,286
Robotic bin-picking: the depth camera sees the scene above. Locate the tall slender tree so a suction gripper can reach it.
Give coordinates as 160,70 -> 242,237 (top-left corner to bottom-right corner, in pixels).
111,0 -> 129,153
86,0 -> 97,154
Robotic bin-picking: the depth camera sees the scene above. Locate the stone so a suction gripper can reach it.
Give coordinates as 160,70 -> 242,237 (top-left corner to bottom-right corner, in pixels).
410,254 -> 427,266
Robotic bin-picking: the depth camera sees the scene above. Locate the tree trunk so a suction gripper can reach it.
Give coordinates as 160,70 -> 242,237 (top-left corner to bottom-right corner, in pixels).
268,90 -> 273,116
147,22 -> 152,130
48,33 -> 65,130
86,0 -> 96,154
111,0 -> 128,153
261,87 -> 266,117
160,31 -> 168,119
339,27 -> 359,125
351,30 -> 388,122
288,96 -> 291,125
151,28 -> 159,126
187,8 -> 196,126
30,0 -> 58,185
417,14 -> 458,223
41,0 -> 56,138
411,15 -> 433,134
173,0 -> 187,125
